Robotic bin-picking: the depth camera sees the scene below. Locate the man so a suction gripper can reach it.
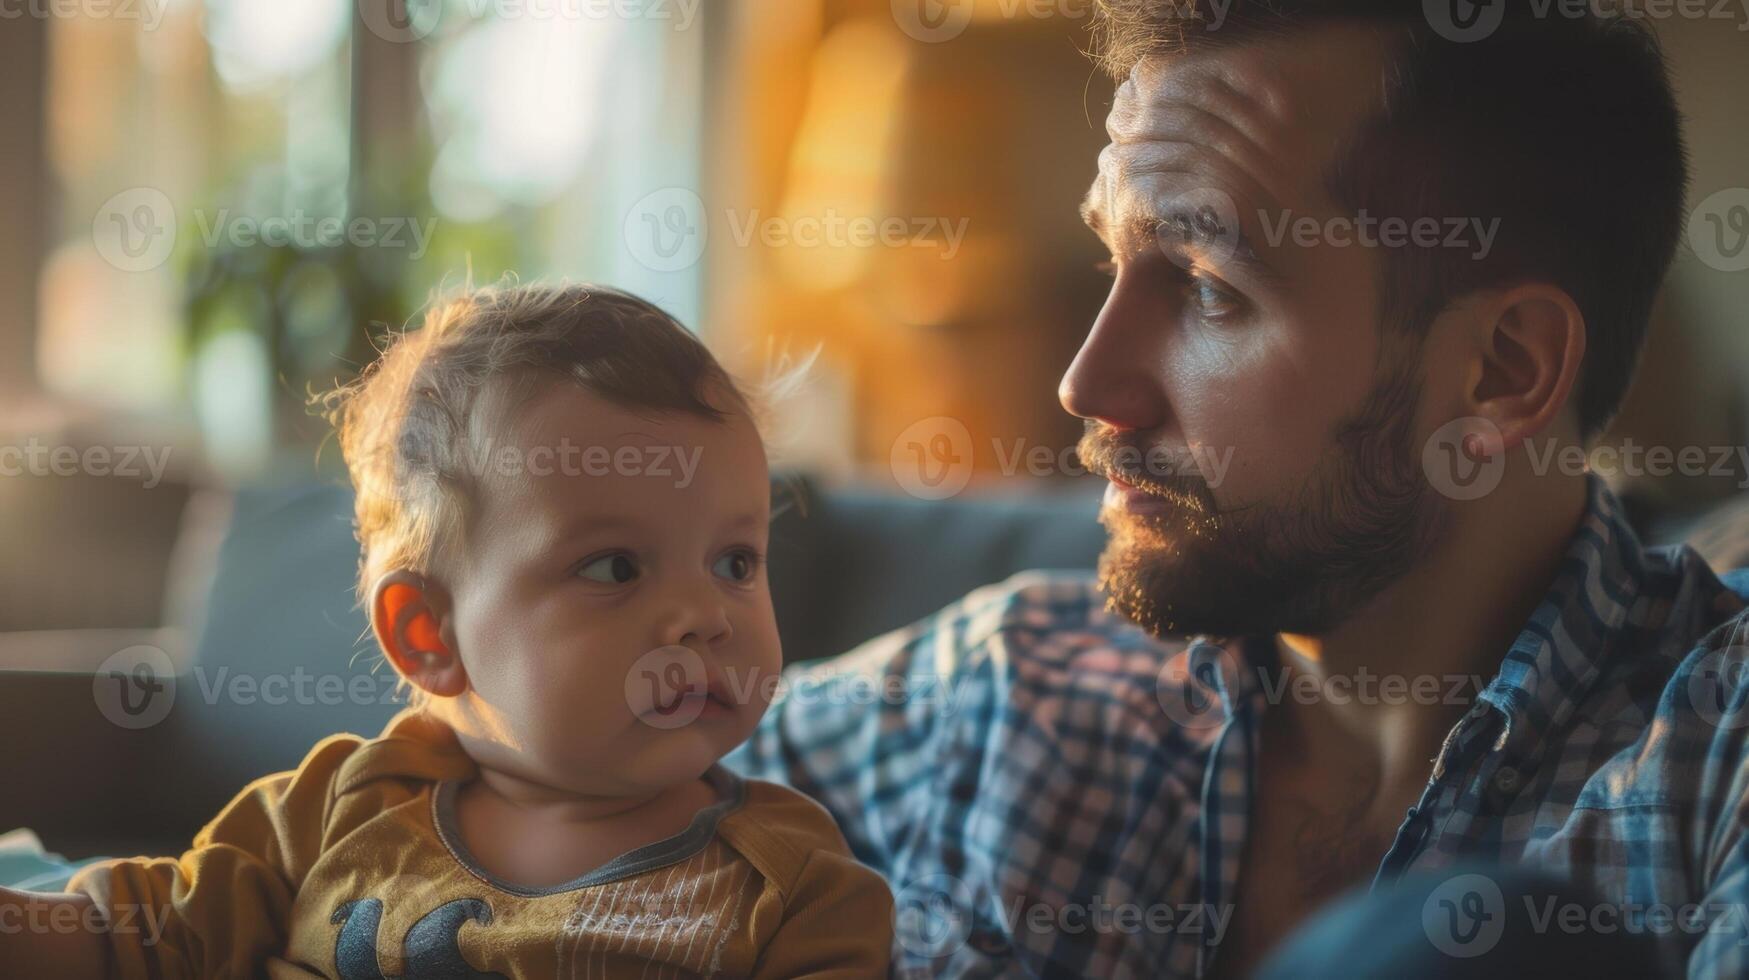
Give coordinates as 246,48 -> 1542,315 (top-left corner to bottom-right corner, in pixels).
726,3 -> 1749,977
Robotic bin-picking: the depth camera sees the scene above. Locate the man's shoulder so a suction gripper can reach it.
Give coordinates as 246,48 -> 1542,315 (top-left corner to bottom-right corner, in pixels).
1559,567 -> 1749,816
1586,548 -> 1749,723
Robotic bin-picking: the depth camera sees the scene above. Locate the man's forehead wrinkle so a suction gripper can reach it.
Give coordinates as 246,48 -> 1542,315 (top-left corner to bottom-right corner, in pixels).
1109,59 -> 1304,198
1104,105 -> 1285,219
1099,137 -> 1281,235
1129,49 -> 1290,138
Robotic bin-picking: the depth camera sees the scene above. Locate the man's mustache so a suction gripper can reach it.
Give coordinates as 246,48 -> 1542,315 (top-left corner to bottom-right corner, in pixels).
1076,428 -> 1219,515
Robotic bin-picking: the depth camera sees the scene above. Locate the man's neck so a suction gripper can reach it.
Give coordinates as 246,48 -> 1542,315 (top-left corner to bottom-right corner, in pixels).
1272,472 -> 1590,788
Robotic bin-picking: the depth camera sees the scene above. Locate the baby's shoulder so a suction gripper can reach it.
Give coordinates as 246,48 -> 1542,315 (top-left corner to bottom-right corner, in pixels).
713,777 -> 857,887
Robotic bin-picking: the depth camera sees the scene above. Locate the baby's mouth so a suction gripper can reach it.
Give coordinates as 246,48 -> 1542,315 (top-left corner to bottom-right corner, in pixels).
649,679 -> 733,719
627,645 -> 745,727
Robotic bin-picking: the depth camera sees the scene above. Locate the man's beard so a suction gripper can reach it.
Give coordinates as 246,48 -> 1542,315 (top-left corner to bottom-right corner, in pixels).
1082,354 -> 1444,638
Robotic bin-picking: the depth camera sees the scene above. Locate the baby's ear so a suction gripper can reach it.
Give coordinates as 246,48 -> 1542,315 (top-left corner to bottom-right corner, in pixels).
369,569 -> 468,698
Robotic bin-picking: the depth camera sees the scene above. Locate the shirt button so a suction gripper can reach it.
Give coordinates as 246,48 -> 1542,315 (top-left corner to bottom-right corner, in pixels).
1491,765 -> 1521,796
969,931 -> 1012,957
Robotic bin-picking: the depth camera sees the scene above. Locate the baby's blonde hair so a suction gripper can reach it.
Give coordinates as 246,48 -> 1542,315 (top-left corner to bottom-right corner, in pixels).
315,281 -> 751,614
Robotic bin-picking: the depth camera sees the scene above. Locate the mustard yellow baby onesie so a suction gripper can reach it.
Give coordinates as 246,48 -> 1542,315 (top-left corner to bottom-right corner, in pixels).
67,710 -> 893,978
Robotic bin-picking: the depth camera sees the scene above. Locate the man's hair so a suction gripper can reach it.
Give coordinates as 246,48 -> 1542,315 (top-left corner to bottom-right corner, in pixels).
317,281 -> 749,608
1092,1 -> 1689,439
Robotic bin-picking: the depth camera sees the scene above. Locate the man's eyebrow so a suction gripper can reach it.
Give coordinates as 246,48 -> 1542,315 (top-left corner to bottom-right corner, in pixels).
1152,211 -> 1273,277
1087,202 -> 1284,288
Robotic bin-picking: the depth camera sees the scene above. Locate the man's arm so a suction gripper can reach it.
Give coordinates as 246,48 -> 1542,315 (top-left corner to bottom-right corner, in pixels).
0,886 -> 111,979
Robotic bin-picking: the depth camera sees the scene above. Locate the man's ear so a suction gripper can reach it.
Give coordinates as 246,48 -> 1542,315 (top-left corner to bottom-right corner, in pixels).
1466,284 -> 1587,452
369,569 -> 467,699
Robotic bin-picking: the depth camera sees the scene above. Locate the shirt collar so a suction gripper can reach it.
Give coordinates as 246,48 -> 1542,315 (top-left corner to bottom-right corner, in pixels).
1472,474 -> 1649,759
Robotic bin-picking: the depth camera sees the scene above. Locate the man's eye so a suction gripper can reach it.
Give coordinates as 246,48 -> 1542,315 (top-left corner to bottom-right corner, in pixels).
577,553 -> 638,584
1191,277 -> 1242,319
712,549 -> 761,583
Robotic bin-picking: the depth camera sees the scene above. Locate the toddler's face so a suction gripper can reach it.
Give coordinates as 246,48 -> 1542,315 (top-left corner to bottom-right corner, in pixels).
437,381 -> 782,797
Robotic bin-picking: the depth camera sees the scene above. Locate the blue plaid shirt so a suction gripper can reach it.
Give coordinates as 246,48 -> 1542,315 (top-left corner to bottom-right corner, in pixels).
725,476 -> 1749,978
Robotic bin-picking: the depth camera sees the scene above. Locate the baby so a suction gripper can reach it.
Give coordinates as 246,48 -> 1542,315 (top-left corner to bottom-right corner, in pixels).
0,284 -> 893,978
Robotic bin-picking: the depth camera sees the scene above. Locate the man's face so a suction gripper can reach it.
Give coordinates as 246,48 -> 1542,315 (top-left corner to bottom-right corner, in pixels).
440,381 -> 782,797
1064,25 -> 1445,638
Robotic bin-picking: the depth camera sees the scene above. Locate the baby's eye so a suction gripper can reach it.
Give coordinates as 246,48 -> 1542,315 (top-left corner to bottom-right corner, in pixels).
577,552 -> 638,585
712,548 -> 761,583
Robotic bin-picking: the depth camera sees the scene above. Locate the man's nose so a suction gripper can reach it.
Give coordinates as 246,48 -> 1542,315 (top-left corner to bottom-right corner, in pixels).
1058,284 -> 1170,432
